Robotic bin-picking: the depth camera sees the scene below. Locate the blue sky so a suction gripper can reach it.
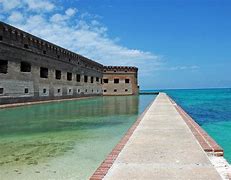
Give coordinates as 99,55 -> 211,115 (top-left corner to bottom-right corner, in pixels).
0,0 -> 230,89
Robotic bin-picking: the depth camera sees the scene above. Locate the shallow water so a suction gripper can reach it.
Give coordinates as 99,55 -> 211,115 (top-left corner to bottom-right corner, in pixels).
0,95 -> 155,179
152,88 -> 231,163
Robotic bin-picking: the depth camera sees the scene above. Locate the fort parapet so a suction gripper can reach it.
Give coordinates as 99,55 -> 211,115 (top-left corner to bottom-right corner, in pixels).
103,66 -> 139,95
0,22 -> 139,105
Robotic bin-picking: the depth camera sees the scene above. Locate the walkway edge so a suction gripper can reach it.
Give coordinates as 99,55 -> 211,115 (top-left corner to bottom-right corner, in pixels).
167,95 -> 224,156
167,95 -> 231,179
89,96 -> 157,180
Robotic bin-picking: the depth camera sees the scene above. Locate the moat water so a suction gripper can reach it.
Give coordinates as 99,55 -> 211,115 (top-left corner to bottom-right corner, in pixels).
0,95 -> 155,179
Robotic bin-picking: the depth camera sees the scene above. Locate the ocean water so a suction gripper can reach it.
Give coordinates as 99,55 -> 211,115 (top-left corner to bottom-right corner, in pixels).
0,95 -> 155,179
143,88 -> 231,163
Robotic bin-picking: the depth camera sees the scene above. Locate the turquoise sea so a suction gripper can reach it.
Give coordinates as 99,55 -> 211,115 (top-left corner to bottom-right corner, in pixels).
143,88 -> 231,163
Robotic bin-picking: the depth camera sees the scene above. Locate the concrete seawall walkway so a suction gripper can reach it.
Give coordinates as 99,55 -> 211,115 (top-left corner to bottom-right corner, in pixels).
103,93 -> 221,179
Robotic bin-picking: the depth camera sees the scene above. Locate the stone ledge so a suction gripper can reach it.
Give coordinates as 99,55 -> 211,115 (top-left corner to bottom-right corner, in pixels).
89,97 -> 155,180
167,95 -> 224,157
0,96 -> 94,109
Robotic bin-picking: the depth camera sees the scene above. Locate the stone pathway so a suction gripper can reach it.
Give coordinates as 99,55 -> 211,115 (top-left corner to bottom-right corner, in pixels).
103,93 -> 222,179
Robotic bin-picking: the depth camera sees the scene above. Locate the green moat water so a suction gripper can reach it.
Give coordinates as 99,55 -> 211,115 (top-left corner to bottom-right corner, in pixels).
0,95 -> 155,179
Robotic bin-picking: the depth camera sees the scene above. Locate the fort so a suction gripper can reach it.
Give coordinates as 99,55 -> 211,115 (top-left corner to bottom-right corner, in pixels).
103,66 -> 138,95
0,22 -> 139,105
0,21 -> 230,179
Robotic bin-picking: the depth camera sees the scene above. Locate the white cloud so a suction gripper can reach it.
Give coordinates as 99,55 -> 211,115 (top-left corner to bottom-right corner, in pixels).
50,8 -> 77,23
0,0 -> 161,75
80,12 -> 102,20
0,0 -> 22,11
191,65 -> 200,69
0,0 -> 55,12
65,8 -> 77,17
7,11 -> 24,23
156,65 -> 200,71
50,13 -> 68,23
25,0 -> 55,12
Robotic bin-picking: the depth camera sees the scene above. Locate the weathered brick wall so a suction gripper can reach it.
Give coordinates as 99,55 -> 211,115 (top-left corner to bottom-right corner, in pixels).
102,66 -> 139,96
0,22 -> 103,104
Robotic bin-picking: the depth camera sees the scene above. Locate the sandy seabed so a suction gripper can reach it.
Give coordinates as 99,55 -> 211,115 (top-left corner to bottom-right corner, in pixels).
0,139 -> 109,180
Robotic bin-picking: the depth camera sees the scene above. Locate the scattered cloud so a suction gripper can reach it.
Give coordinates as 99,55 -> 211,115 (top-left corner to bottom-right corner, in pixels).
50,8 -> 77,23
50,13 -> 68,23
65,8 -> 77,16
25,0 -> 55,12
0,0 -> 160,72
0,0 -> 21,11
7,11 -> 24,23
0,0 -> 55,12
169,65 -> 200,71
155,65 -> 200,71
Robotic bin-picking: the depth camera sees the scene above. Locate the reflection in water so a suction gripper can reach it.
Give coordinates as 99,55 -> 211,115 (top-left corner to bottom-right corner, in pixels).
0,95 -> 154,179
0,96 -> 139,135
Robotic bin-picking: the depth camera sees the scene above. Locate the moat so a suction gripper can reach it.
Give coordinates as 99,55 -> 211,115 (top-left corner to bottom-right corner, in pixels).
0,95 -> 155,179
